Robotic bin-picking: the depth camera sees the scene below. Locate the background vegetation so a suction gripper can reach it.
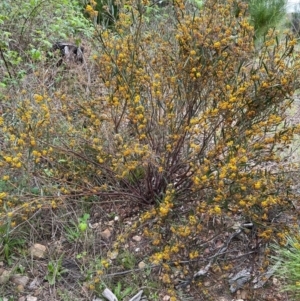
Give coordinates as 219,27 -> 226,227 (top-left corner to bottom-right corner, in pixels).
247,0 -> 287,40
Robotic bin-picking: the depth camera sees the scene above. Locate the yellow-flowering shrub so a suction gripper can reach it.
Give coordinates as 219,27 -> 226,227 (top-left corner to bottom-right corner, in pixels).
1,0 -> 300,294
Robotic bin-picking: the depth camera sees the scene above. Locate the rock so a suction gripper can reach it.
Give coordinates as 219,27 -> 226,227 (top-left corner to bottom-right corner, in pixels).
100,228 -> 112,240
228,268 -> 251,293
102,288 -> 118,301
28,277 -> 42,290
273,277 -> 279,286
138,261 -> 146,269
163,296 -> 170,301
132,235 -> 142,242
30,244 -> 47,259
238,290 -> 248,299
107,220 -> 114,226
129,290 -> 144,301
253,263 -> 278,289
204,280 -> 211,287
26,296 -> 38,301
11,274 -> 29,286
107,250 -> 118,260
90,222 -> 99,229
18,297 -> 26,301
0,270 -> 10,284
16,284 -> 24,292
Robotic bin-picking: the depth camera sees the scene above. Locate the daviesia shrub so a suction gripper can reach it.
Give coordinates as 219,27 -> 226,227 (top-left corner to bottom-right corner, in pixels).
1,0 -> 300,293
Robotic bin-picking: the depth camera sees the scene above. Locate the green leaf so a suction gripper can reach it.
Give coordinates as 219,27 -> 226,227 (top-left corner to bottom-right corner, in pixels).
43,169 -> 53,177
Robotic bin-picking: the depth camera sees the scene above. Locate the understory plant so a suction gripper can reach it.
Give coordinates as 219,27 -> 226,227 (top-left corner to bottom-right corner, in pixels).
0,0 -> 300,296
0,0 -> 93,87
246,0 -> 287,40
271,233 -> 300,299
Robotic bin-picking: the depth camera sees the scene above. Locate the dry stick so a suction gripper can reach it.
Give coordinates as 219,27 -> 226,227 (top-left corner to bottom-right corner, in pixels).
0,46 -> 13,80
175,228 -> 245,289
44,141 -> 147,202
100,250 -> 256,280
99,225 -> 256,285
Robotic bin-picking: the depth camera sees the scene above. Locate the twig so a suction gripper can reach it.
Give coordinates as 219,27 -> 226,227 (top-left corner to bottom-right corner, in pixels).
0,46 -> 13,80
176,228 -> 244,288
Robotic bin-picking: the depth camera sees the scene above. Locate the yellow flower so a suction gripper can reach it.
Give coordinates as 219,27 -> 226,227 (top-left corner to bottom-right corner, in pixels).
90,0 -> 97,7
254,181 -> 261,189
214,205 -> 221,214
239,200 -> 246,207
134,95 -> 140,103
288,39 -> 297,47
96,270 -> 103,275
101,259 -> 110,268
189,215 -> 197,225
34,94 -> 43,102
151,252 -> 163,264
189,250 -> 199,259
294,243 -> 300,249
85,4 -> 93,13
162,273 -> 171,284
152,238 -> 161,246
214,41 -> 221,49
193,176 -> 200,185
171,244 -> 179,253
159,205 -> 170,217
4,157 -> 12,163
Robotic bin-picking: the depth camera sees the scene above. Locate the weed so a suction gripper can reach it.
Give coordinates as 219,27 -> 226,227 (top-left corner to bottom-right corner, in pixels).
76,251 -> 87,260
117,250 -> 137,270
64,222 -> 81,243
113,281 -> 134,300
0,297 -> 14,301
0,223 -> 25,265
45,255 -> 67,285
78,213 -> 90,232
64,213 -> 90,242
271,232 -> 300,298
